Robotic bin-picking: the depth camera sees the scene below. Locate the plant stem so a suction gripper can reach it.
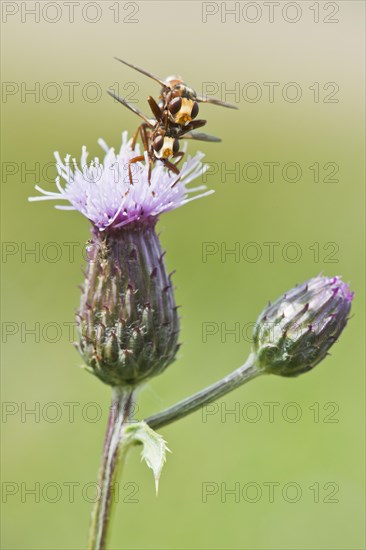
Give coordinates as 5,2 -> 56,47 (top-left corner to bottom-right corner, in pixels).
145,353 -> 262,430
87,354 -> 261,548
88,387 -> 134,550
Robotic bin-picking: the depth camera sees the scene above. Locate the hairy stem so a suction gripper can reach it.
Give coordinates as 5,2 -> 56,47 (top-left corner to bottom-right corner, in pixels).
145,353 -> 262,430
88,387 -> 134,550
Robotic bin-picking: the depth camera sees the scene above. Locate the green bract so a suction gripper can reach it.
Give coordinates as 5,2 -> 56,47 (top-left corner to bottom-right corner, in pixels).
76,219 -> 180,387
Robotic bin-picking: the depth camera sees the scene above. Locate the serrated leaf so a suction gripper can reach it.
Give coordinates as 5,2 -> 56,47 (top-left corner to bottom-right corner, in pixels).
124,421 -> 169,494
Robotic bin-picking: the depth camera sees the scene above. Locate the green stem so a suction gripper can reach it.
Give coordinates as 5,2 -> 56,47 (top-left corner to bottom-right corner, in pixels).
87,387 -> 134,550
88,354 -> 261,548
145,353 -> 262,430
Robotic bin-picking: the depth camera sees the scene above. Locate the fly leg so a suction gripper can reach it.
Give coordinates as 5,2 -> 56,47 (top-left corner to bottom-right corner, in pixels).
131,124 -> 143,150
147,155 -> 155,185
139,124 -> 150,153
139,125 -> 155,185
171,151 -> 185,167
161,158 -> 180,177
128,155 -> 145,185
147,96 -> 163,122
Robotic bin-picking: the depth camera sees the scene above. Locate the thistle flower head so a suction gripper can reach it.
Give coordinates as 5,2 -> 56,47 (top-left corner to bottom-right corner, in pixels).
29,134 -> 212,387
29,132 -> 212,230
253,275 -> 354,377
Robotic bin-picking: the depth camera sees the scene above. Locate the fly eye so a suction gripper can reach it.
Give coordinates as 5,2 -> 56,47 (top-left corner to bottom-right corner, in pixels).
168,97 -> 182,115
153,136 -> 164,152
191,101 -> 199,119
173,139 -> 179,154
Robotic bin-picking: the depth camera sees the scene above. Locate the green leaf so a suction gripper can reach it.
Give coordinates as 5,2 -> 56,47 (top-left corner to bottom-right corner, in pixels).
124,421 -> 170,494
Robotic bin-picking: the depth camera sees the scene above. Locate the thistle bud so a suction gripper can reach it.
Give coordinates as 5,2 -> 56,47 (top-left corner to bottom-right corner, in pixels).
253,275 -> 354,377
76,219 -> 179,387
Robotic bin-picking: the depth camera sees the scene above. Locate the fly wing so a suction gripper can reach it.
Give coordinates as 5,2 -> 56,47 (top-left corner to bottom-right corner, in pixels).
107,90 -> 154,127
182,132 -> 222,143
196,95 -> 238,110
114,57 -> 168,89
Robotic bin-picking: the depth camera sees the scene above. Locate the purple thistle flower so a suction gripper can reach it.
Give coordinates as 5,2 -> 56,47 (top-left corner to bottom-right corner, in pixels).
29,132 -> 212,230
29,134 -> 213,387
253,275 -> 354,377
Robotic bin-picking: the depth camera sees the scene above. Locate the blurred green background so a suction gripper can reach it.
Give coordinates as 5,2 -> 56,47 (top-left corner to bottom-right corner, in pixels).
1,1 -> 365,549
